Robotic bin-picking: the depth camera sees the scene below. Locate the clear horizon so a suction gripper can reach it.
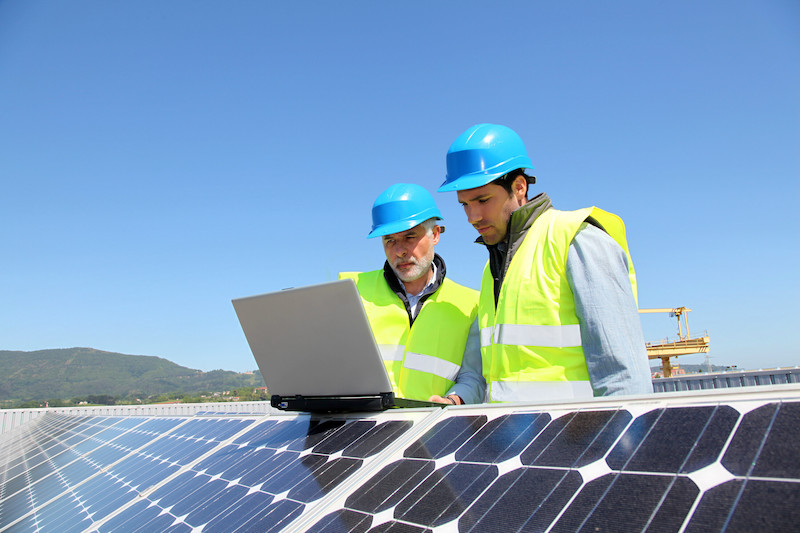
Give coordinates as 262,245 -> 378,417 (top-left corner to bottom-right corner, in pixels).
2,1 -> 798,373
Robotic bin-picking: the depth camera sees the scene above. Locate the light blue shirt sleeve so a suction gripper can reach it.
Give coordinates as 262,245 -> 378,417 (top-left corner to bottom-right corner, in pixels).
446,317 -> 486,404
566,223 -> 654,396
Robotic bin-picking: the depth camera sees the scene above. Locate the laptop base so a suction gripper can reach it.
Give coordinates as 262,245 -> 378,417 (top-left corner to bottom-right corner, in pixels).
271,393 -> 446,413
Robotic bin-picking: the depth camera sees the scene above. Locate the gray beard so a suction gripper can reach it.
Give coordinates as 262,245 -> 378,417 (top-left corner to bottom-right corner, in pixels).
391,253 -> 433,284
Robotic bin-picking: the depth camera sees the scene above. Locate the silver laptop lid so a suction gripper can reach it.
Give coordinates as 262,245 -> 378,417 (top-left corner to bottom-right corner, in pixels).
232,279 -> 393,397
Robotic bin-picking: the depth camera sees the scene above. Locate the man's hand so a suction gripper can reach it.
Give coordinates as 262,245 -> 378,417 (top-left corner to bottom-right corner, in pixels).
428,394 -> 463,405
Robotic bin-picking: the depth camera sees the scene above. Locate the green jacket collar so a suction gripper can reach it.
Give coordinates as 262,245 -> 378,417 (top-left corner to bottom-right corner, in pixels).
480,192 -> 552,305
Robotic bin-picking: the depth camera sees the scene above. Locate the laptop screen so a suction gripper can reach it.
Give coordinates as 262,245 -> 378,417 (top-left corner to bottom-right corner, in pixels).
232,279 -> 394,398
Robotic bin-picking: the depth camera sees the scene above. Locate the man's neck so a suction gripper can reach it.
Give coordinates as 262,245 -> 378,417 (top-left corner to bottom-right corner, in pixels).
507,192 -> 552,242
402,267 -> 434,296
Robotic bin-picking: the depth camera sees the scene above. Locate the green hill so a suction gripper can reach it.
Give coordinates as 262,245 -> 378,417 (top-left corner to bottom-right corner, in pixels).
0,348 -> 264,404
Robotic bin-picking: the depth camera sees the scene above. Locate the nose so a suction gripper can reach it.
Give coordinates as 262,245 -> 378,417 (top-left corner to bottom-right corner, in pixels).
464,204 -> 481,226
391,241 -> 408,257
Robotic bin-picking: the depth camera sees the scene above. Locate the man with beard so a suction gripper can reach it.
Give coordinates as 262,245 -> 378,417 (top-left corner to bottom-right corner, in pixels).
340,183 -> 484,404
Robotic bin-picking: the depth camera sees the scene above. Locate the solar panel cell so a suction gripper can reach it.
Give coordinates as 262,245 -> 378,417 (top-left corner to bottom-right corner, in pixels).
724,479 -> 800,531
394,462 -> 498,527
343,420 -> 414,458
199,491 -> 278,532
163,521 -> 193,533
1,490 -> 31,524
313,508 -> 374,532
312,420 -> 377,455
220,447 -> 268,481
403,415 -> 487,460
684,478 -> 743,532
241,498 -> 305,532
183,483 -> 250,527
36,495 -> 88,532
627,407 -> 719,473
459,467 -> 581,532
680,406 -> 739,473
345,458 -> 435,514
149,470 -> 197,507
192,443 -> 238,474
167,473 -> 215,515
231,448 -> 276,485
457,413 -> 550,463
291,419 -> 348,451
289,457 -> 363,502
525,410 -> 631,468
10,515 -> 39,532
751,402 -> 800,479
3,470 -> 31,497
647,476 -> 701,532
606,408 -> 660,470
568,474 -> 678,531
722,402 -> 776,476
95,500 -> 154,532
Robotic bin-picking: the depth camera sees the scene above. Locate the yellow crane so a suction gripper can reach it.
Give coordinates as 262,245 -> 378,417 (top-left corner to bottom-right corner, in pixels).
638,307 -> 710,377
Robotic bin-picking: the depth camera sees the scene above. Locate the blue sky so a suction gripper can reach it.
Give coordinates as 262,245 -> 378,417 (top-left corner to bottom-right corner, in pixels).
2,1 -> 798,373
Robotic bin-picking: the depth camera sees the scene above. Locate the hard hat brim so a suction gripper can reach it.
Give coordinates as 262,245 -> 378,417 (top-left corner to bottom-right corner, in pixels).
437,170 -> 510,192
367,216 -> 443,239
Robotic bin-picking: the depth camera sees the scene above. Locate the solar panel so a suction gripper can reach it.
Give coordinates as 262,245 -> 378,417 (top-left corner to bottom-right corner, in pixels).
302,387 -> 800,532
0,409 -> 432,532
95,414 -> 424,532
2,386 -> 799,532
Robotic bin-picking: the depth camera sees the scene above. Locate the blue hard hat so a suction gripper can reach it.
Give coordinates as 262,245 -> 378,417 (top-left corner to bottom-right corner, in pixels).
438,123 -> 534,192
368,183 -> 443,239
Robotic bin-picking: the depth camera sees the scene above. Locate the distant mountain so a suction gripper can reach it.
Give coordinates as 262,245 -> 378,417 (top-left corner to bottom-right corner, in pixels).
0,348 -> 264,402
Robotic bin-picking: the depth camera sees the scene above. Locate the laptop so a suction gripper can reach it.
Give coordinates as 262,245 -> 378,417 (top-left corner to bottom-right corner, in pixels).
232,279 -> 445,413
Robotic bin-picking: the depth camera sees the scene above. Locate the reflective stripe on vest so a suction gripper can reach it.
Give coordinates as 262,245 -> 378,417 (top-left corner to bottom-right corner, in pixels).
379,344 -> 405,362
490,380 -> 593,402
379,345 -> 461,382
480,324 -> 582,348
404,351 -> 462,382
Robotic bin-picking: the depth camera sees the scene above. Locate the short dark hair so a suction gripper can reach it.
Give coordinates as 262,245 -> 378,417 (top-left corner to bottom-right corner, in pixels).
493,169 -> 536,197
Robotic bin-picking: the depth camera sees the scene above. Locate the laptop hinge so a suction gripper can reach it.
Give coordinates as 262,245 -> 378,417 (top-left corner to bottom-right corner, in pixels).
271,393 -> 394,413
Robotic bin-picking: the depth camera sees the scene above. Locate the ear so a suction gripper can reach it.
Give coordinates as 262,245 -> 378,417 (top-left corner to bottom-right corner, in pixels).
431,224 -> 441,245
512,175 -> 528,205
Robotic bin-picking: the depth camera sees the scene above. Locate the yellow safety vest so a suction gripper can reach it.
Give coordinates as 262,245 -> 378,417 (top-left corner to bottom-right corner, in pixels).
480,207 -> 637,403
340,270 -> 478,400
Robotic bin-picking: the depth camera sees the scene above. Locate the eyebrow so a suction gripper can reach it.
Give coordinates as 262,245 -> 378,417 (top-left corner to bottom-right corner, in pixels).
460,193 -> 490,204
383,230 -> 419,241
